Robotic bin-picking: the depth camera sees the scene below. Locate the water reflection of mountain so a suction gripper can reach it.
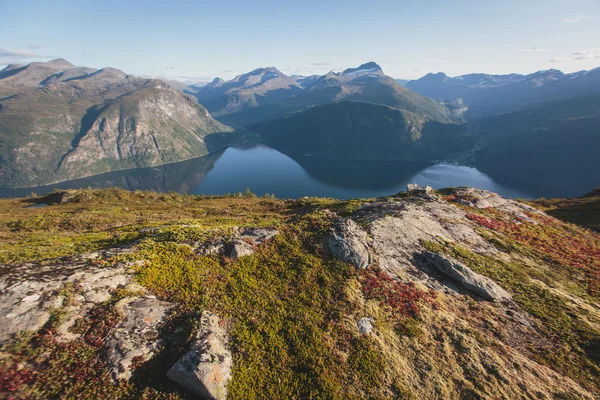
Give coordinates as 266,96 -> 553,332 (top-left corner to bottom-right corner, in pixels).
0,151 -> 225,198
289,154 -> 432,191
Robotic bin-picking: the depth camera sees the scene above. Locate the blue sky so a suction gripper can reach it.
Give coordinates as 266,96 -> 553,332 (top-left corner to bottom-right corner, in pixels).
1,0 -> 599,82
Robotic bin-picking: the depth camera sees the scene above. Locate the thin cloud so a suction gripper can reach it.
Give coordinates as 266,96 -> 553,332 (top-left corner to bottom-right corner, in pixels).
0,48 -> 38,58
571,48 -> 600,60
548,48 -> 600,63
0,48 -> 40,65
311,62 -> 331,66
562,14 -> 593,23
26,45 -> 44,50
516,47 -> 552,52
222,69 -> 235,73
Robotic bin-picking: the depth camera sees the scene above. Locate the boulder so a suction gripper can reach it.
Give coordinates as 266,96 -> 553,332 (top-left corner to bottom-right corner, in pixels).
357,317 -> 374,334
424,251 -> 512,302
168,311 -> 232,400
228,240 -> 254,259
104,297 -> 174,381
407,183 -> 434,197
327,218 -> 371,269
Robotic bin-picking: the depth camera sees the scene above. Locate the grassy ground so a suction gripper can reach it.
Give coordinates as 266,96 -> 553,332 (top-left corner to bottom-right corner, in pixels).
1,188 -> 599,399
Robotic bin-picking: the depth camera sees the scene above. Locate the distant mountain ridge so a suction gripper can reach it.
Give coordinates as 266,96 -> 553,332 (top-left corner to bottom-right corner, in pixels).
406,68 -> 600,119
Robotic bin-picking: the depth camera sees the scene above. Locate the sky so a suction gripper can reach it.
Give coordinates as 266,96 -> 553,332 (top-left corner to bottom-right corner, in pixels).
1,0 -> 599,82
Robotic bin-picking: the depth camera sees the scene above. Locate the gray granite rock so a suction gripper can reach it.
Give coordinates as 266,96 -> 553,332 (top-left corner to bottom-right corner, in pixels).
168,311 -> 232,400
327,218 -> 371,269
424,251 -> 512,302
104,297 -> 174,381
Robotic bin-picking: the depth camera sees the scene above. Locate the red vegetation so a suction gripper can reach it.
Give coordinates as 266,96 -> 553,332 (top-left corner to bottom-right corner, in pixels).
467,211 -> 600,295
359,268 -> 438,319
0,366 -> 34,392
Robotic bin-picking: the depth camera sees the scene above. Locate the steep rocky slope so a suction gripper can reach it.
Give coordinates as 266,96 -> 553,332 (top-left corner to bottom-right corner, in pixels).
0,187 -> 598,399
0,60 -> 237,188
253,101 -> 474,160
472,92 -> 600,196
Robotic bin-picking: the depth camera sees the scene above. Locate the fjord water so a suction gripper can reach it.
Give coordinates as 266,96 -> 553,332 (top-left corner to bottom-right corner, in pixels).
0,146 -> 575,199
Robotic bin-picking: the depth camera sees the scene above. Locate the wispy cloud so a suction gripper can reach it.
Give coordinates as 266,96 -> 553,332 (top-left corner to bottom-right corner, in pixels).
562,14 -> 593,24
26,45 -> 44,50
571,48 -> 600,60
0,48 -> 41,65
419,58 -> 448,63
516,47 -> 552,52
311,62 -> 331,66
0,48 -> 38,58
549,48 -> 600,63
222,69 -> 235,73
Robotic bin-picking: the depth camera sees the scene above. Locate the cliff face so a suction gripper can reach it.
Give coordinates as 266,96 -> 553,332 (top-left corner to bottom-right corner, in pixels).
0,187 -> 598,399
0,80 -> 234,187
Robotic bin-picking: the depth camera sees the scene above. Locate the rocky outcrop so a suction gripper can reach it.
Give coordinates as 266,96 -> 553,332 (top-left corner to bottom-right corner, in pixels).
424,251 -> 512,302
327,219 -> 371,269
168,311 -> 232,400
195,227 -> 279,259
104,296 -> 174,381
407,183 -> 434,197
0,247 -> 138,343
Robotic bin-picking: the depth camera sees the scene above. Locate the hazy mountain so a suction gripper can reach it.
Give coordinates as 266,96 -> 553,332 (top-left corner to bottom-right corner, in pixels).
292,74 -> 320,88
207,62 -> 454,127
253,101 -> 473,161
195,67 -> 303,118
406,68 -> 600,119
0,59 -> 238,188
395,79 -> 408,86
473,91 -> 600,195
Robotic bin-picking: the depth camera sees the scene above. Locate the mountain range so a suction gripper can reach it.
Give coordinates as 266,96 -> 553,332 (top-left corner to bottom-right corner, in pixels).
406,68 -> 600,119
1,58 -> 599,195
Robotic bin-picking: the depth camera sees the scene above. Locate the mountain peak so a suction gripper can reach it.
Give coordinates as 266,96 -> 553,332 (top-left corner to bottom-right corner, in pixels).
342,62 -> 383,75
44,58 -> 75,70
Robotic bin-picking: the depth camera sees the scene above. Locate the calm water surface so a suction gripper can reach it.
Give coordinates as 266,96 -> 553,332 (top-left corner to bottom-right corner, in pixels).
0,146 -> 577,199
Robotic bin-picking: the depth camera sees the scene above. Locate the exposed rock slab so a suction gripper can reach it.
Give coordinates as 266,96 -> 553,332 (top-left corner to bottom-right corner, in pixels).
364,199 -> 496,285
0,254 -> 137,343
327,218 -> 371,269
168,311 -> 232,400
424,251 -> 512,302
104,296 -> 174,381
